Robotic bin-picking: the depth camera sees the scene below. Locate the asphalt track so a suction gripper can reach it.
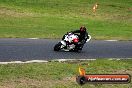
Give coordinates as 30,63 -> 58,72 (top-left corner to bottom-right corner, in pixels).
0,38 -> 132,62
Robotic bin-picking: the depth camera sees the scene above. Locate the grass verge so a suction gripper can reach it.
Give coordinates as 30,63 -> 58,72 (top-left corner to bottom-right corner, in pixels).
0,0 -> 132,40
0,59 -> 132,88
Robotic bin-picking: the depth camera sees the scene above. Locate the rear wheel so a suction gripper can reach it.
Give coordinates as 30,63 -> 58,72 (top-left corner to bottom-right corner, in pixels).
54,42 -> 62,51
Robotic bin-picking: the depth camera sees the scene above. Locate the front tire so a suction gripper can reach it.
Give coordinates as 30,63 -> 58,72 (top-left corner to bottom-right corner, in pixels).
54,42 -> 62,51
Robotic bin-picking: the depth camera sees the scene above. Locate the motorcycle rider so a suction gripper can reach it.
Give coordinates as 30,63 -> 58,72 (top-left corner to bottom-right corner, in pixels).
62,26 -> 89,50
71,26 -> 89,50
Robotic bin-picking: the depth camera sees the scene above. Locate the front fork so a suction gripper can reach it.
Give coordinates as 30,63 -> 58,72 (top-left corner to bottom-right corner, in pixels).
60,41 -> 66,48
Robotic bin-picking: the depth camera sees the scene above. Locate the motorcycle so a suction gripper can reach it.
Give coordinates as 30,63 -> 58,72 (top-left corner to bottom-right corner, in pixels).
54,32 -> 91,52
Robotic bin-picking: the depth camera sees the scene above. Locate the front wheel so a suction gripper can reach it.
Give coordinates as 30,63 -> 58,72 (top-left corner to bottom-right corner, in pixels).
54,42 -> 62,51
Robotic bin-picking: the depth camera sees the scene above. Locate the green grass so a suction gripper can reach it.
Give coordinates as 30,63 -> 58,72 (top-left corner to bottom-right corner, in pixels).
0,0 -> 132,40
0,59 -> 132,88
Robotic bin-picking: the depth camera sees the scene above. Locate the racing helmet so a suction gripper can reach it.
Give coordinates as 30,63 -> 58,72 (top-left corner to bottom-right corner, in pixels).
80,26 -> 86,32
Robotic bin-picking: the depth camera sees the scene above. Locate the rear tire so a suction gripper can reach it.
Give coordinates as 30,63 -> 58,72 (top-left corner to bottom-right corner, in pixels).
54,42 -> 62,51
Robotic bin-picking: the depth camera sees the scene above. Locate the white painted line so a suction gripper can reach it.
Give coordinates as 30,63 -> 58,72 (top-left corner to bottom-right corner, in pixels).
0,60 -> 48,64
108,58 -> 113,60
116,59 -> 121,60
0,61 -> 24,64
0,62 -> 10,64
25,60 -> 48,63
28,38 -> 39,39
10,61 -> 24,63
108,58 -> 121,60
105,40 -> 118,41
0,59 -> 97,64
53,59 -> 96,62
0,58 -> 130,64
